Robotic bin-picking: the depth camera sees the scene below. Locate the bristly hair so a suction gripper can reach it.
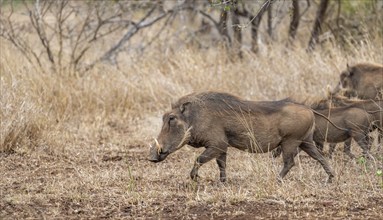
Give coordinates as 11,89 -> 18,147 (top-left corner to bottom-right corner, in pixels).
351,63 -> 383,73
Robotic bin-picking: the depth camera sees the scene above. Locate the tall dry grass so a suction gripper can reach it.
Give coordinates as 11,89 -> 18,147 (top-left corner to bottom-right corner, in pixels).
1,2 -> 383,218
1,35 -> 382,152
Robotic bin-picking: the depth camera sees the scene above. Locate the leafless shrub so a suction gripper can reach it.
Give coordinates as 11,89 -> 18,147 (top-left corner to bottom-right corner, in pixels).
0,0 -> 183,74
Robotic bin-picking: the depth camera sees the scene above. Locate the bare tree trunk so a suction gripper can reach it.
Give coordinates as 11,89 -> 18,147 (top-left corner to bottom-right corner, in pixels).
267,3 -> 273,39
308,0 -> 329,51
232,1 -> 242,57
218,10 -> 230,44
288,0 -> 300,41
250,0 -> 273,53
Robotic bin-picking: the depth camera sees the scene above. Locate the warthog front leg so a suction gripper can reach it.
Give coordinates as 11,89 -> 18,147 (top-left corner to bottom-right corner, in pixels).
343,139 -> 355,158
372,126 -> 383,151
329,140 -> 354,159
328,143 -> 337,158
272,146 -> 282,158
341,139 -> 354,158
190,147 -> 226,182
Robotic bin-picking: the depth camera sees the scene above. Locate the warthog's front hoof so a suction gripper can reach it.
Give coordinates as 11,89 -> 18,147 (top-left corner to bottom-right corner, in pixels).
191,174 -> 199,182
359,153 -> 375,161
345,152 -> 356,159
276,176 -> 284,184
326,175 -> 334,184
190,171 -> 199,181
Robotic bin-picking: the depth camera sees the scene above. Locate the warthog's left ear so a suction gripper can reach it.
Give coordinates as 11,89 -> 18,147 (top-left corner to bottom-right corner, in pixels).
180,102 -> 191,115
345,63 -> 354,77
325,85 -> 332,98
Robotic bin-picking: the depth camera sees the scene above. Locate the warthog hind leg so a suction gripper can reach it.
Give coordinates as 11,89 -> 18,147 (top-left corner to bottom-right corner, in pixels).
299,138 -> 334,183
279,140 -> 300,180
216,153 -> 227,182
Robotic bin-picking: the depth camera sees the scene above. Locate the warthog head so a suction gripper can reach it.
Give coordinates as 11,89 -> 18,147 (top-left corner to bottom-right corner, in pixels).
332,64 -> 353,95
148,102 -> 193,163
339,64 -> 354,89
332,63 -> 383,99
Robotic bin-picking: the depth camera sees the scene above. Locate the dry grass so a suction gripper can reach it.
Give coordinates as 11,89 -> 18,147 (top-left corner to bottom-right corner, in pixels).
1,3 -> 383,219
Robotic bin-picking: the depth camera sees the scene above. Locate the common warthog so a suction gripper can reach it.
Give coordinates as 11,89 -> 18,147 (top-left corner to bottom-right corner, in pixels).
272,104 -> 374,159
148,92 -> 334,182
332,63 -> 383,99
313,106 -> 373,159
326,96 -> 383,156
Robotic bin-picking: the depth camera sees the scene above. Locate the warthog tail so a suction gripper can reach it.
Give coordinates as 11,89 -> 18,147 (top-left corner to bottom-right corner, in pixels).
312,110 -> 349,132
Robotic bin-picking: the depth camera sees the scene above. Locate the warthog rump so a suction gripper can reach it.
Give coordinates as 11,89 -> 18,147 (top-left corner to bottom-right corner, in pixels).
148,91 -> 334,182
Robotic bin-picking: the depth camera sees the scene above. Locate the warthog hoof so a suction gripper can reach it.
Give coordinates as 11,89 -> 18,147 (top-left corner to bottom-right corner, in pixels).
327,176 -> 333,184
190,169 -> 199,181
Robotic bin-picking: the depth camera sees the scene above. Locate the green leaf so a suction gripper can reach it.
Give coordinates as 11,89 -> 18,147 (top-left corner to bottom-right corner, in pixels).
377,170 -> 382,177
358,156 -> 366,165
224,5 -> 231,11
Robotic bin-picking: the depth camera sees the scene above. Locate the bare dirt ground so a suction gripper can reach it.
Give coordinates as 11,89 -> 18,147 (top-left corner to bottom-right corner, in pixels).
1,119 -> 382,219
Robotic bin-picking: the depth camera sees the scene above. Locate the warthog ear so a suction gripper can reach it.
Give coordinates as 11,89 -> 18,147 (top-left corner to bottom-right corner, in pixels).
326,85 -> 332,98
345,63 -> 354,77
180,102 -> 191,114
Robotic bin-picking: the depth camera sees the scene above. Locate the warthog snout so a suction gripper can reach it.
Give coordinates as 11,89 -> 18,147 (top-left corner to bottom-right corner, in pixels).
148,150 -> 160,162
148,140 -> 169,163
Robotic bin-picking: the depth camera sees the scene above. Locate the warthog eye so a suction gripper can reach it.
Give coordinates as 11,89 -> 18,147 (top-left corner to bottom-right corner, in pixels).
169,115 -> 176,124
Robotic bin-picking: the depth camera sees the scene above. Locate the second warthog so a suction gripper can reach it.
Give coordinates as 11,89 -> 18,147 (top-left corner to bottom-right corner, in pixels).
326,97 -> 383,156
313,106 -> 373,159
148,92 -> 334,182
274,96 -> 376,159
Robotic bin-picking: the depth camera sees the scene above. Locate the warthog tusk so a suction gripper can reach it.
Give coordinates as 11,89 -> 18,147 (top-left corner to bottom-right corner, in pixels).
174,126 -> 193,151
149,143 -> 153,149
154,138 -> 162,155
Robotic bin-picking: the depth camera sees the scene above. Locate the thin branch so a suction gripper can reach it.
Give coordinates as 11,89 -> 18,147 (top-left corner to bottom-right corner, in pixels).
288,0 -> 300,40
249,0 -> 275,26
197,10 -> 219,28
308,0 -> 330,51
27,0 -> 56,70
250,0 -> 275,53
84,6 -> 178,71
